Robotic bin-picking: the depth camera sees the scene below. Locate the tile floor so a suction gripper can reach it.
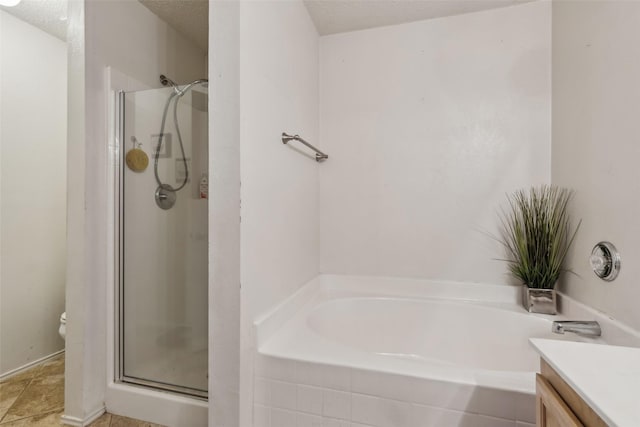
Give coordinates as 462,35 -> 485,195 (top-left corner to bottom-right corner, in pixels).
0,354 -> 164,427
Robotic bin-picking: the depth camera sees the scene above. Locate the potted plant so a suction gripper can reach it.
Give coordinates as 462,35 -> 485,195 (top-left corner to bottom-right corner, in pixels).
498,185 -> 580,314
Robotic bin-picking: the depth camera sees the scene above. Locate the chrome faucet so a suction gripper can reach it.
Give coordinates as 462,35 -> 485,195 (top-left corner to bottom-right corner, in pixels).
552,321 -> 601,337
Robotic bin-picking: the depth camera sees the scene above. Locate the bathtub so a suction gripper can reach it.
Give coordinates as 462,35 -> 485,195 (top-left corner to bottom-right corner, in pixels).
253,275 -> 609,427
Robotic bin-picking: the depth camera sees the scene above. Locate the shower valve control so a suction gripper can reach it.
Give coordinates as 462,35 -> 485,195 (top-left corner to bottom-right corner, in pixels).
590,241 -> 621,281
155,184 -> 177,210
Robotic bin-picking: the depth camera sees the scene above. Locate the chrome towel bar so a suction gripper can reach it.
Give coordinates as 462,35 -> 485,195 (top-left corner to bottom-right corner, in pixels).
282,132 -> 328,162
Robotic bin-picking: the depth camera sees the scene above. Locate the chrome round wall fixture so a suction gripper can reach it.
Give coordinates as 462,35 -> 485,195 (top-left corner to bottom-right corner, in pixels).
589,241 -> 621,281
155,184 -> 176,210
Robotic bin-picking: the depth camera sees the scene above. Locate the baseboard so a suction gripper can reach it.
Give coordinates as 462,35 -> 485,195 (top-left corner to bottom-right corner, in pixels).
61,405 -> 106,427
0,349 -> 65,382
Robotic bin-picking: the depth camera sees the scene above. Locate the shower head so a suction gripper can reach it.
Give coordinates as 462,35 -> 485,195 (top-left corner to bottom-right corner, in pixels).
159,75 -> 207,96
159,74 -> 178,89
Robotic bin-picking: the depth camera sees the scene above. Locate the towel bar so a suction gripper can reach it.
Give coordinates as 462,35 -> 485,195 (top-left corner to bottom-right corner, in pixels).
282,132 -> 328,162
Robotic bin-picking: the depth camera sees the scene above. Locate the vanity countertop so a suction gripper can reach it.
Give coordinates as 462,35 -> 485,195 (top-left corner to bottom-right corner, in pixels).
530,338 -> 640,427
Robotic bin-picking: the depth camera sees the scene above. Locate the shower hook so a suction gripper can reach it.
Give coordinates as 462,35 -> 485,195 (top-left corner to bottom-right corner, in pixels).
131,136 -> 142,149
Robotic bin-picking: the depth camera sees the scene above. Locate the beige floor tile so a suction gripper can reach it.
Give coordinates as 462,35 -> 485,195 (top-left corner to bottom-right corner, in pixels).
0,379 -> 30,422
87,413 -> 111,427
0,353 -> 63,388
0,370 -> 35,387
109,414 -> 166,427
33,357 -> 64,381
0,409 -> 63,426
1,370 -> 64,423
1,355 -> 154,427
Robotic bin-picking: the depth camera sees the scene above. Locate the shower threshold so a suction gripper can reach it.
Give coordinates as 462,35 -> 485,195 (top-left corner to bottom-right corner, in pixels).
120,375 -> 208,400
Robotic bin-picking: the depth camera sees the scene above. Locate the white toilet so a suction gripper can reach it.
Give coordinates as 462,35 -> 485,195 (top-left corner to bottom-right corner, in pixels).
58,312 -> 66,340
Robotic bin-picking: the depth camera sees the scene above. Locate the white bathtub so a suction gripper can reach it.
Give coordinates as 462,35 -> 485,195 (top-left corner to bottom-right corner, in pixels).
253,275 -> 607,427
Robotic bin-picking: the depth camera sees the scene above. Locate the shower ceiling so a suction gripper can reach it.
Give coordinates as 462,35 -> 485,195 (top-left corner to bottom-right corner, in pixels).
139,0 -> 208,52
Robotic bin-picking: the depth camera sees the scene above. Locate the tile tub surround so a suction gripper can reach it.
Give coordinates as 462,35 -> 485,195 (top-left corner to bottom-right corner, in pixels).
253,274 -> 640,426
253,354 -> 536,427
0,354 -> 161,427
252,276 -> 544,427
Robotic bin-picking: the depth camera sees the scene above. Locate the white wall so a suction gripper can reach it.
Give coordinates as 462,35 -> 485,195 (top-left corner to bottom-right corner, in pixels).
319,1 -> 551,284
209,1 -> 241,425
0,10 -> 67,376
65,0 -> 206,422
552,1 -> 640,332
239,0 -> 319,423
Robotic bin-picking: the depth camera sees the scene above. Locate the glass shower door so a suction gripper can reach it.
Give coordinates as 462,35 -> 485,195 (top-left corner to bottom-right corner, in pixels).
117,84 -> 208,397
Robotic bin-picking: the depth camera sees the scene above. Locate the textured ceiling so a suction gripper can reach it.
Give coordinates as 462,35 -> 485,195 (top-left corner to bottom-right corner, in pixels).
139,0 -> 208,52
0,0 -> 68,41
304,0 -> 536,35
0,0 -> 208,52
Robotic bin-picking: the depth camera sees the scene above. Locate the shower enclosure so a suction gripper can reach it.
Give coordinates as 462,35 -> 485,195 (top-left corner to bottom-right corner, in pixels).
116,78 -> 208,398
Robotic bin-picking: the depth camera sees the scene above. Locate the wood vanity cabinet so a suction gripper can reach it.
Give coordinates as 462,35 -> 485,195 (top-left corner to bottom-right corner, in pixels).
536,360 -> 608,427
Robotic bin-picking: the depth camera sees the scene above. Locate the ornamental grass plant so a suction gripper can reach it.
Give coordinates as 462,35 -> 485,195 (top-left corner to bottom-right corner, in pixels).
499,186 -> 580,289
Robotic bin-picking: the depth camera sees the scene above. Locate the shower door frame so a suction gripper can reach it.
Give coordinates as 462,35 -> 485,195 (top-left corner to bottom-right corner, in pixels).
114,89 -> 208,400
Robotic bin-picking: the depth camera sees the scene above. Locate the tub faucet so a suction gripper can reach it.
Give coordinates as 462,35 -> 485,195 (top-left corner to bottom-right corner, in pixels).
552,321 -> 601,337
